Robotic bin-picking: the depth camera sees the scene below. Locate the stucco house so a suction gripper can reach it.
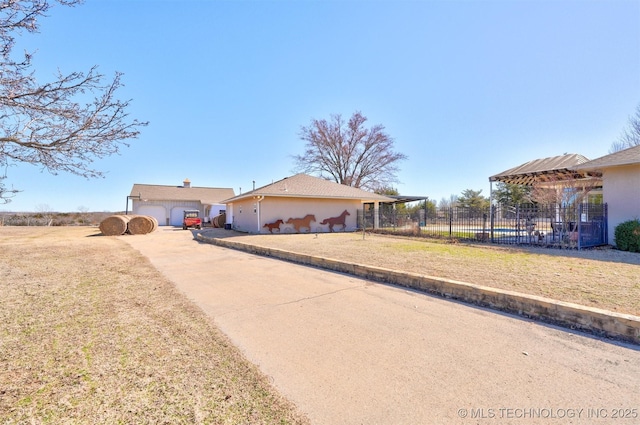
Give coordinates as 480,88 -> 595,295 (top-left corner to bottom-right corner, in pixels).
221,173 -> 396,233
574,144 -> 640,245
128,179 -> 235,226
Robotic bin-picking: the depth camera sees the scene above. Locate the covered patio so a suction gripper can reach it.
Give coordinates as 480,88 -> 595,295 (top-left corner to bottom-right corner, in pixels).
488,153 -> 605,248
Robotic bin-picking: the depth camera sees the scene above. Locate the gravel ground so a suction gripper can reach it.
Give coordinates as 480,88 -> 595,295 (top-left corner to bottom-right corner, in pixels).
203,229 -> 640,316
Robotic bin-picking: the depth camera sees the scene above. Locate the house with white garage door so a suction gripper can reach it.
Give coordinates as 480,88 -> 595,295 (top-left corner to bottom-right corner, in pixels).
128,179 -> 235,226
221,173 -> 396,233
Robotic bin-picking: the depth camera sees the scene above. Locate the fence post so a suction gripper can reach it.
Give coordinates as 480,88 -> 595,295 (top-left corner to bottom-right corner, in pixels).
578,203 -> 583,250
515,204 -> 520,244
449,207 -> 453,238
490,205 -> 495,243
604,203 -> 608,245
482,212 -> 488,242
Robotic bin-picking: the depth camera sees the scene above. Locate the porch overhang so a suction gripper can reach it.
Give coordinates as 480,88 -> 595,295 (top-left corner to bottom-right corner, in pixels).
489,153 -> 602,186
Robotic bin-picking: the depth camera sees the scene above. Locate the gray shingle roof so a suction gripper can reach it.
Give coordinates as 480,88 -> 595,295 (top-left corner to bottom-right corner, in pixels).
130,183 -> 235,205
574,145 -> 640,171
222,174 -> 396,203
489,153 -> 601,185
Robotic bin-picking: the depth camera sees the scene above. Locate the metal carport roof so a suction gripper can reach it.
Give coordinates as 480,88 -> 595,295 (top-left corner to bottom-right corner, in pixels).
383,195 -> 430,204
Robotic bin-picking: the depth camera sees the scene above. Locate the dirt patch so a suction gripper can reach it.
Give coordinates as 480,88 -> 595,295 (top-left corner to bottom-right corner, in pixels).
0,226 -> 309,424
204,229 -> 640,316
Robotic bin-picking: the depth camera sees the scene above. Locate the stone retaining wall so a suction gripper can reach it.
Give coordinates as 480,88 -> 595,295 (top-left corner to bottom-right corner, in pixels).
197,233 -> 640,344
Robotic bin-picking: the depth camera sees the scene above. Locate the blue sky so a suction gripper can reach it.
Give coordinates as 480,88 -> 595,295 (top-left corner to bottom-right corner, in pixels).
2,0 -> 639,212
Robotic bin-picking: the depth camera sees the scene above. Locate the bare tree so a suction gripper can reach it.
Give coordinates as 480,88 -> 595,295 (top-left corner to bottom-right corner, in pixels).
34,202 -> 53,224
529,178 -> 597,207
292,111 -> 407,191
438,197 -> 450,210
0,0 -> 148,203
610,103 -> 640,153
438,194 -> 458,209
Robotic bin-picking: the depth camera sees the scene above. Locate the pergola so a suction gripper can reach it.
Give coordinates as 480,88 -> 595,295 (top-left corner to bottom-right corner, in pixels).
488,153 -> 602,201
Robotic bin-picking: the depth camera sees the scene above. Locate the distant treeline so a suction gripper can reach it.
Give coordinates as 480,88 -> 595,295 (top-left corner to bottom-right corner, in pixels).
0,211 -> 119,227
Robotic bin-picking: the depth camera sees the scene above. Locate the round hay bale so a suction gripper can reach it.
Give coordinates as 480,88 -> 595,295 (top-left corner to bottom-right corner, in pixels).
127,215 -> 157,235
212,213 -> 226,228
149,216 -> 158,232
99,215 -> 131,236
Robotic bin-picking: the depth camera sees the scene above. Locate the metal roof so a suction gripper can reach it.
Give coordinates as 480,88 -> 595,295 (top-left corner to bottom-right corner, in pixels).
489,153 -> 602,185
222,174 -> 397,203
386,195 -> 429,204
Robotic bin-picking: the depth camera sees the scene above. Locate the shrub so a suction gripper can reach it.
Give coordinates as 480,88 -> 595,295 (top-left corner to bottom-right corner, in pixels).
614,219 -> 640,252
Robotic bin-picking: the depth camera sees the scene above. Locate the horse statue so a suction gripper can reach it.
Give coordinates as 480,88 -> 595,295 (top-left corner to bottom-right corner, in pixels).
320,210 -> 350,232
263,219 -> 284,233
285,214 -> 316,233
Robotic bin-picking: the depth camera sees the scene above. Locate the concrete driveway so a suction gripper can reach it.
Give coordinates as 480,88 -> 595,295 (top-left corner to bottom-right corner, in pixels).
122,227 -> 640,425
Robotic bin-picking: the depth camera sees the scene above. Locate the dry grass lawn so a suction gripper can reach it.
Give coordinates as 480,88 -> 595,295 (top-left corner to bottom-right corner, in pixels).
0,226 -> 309,424
2,225 -> 639,424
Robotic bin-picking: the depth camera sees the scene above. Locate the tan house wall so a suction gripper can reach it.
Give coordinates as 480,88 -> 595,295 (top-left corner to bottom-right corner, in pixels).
603,163 -> 640,246
227,197 -> 260,233
228,197 -> 362,233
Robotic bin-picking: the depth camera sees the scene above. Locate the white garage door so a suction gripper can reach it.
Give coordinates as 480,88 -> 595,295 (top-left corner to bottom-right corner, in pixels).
170,207 -> 194,226
137,205 -> 167,226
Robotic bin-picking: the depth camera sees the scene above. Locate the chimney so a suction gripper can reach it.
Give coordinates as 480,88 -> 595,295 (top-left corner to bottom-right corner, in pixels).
183,178 -> 191,188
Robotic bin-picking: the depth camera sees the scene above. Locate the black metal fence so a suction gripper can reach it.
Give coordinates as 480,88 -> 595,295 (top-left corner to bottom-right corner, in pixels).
358,202 -> 608,249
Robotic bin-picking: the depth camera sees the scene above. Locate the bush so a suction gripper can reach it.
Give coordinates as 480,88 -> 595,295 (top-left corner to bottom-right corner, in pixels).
614,219 -> 640,252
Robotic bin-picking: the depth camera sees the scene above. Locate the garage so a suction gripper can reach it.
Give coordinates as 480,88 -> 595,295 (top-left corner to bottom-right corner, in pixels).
137,205 -> 167,226
128,180 -> 236,227
170,207 -> 193,226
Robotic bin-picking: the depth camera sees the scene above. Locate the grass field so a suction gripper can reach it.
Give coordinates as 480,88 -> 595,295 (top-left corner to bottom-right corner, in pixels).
0,226 -> 309,424
2,224 -> 639,423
